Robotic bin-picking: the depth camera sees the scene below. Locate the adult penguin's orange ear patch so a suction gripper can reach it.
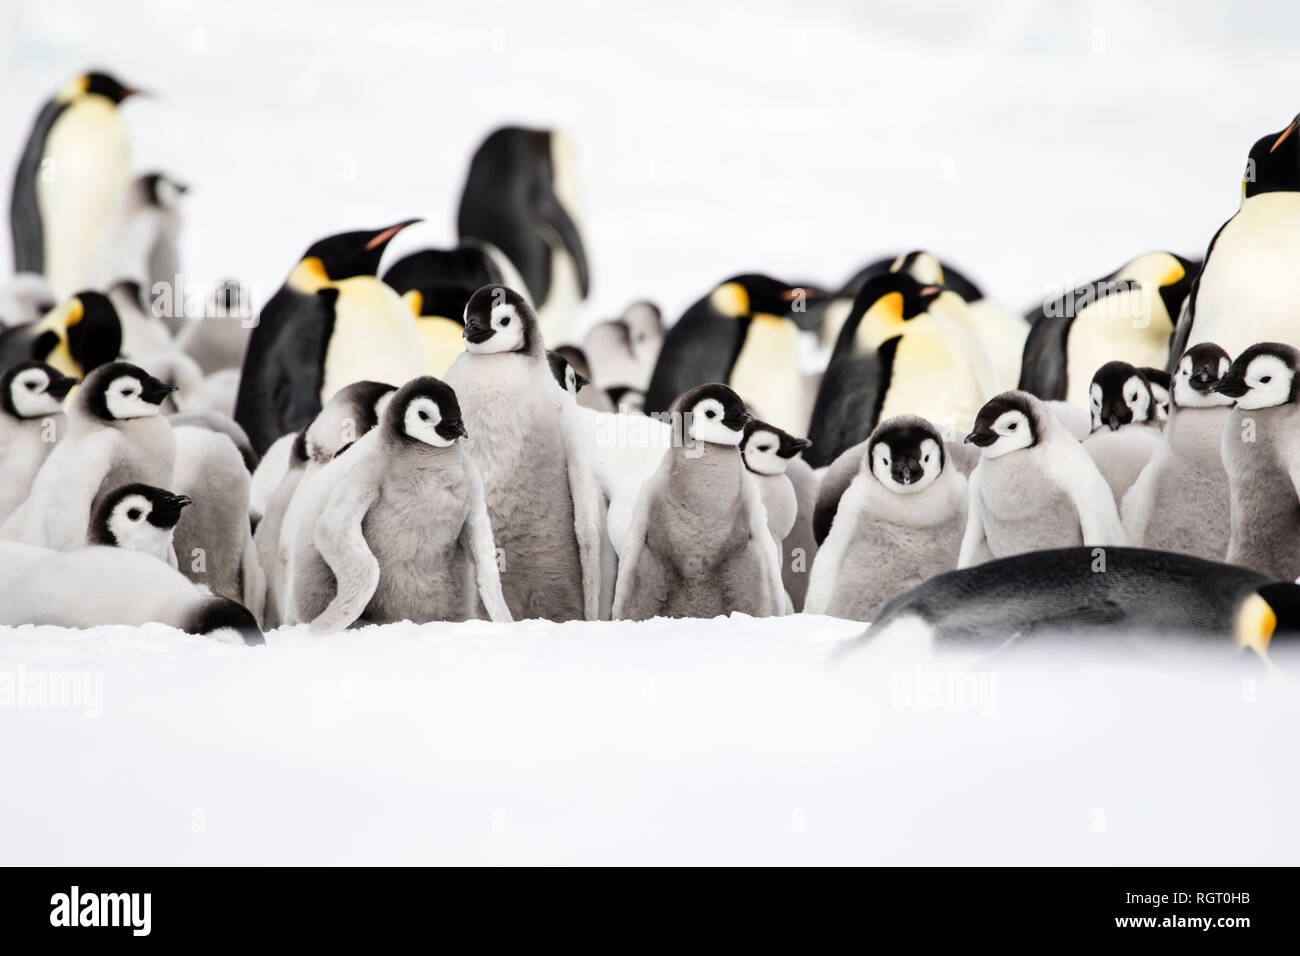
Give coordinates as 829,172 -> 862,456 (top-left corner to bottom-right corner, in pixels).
1270,119 -> 1297,153
709,282 -> 749,318
1235,592 -> 1275,660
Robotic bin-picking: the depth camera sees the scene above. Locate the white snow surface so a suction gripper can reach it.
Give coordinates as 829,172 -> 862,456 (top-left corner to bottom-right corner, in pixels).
3,1 -> 1300,864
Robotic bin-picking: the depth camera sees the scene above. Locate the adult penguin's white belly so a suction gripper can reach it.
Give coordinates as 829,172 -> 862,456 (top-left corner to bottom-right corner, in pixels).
730,314 -> 806,435
37,97 -> 131,298
1189,194 -> 1300,358
1064,287 -> 1172,408
535,243 -> 582,347
320,278 -> 425,402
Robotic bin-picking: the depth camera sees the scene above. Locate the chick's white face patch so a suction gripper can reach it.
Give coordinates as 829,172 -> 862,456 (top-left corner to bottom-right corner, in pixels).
870,436 -> 942,494
1237,354 -> 1295,410
983,410 -> 1033,458
9,368 -> 62,418
742,429 -> 786,475
104,376 -> 160,420
108,494 -> 172,553
403,396 -> 454,447
467,302 -> 526,354
688,398 -> 743,446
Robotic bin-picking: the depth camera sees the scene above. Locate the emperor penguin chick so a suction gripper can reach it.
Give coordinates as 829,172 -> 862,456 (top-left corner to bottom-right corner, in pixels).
740,418 -> 811,546
443,285 -> 603,621
1213,342 -> 1300,581
1122,344 -> 1233,558
171,426 -> 266,623
1081,360 -> 1164,505
612,384 -> 786,620
0,548 -> 262,645
0,361 -> 77,522
961,391 -> 1125,567
287,376 -> 511,632
87,482 -> 190,560
805,416 -> 966,621
4,361 -> 176,549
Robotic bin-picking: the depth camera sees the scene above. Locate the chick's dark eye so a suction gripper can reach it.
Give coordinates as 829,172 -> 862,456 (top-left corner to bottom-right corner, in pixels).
127,509 -> 142,521
419,411 -> 430,421
1261,376 -> 1272,383
705,410 -> 716,419
25,382 -> 38,391
500,316 -> 510,326
758,445 -> 771,452
1008,422 -> 1017,430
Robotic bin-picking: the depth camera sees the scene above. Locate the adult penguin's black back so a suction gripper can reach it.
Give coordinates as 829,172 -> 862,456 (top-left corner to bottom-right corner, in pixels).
9,97 -> 67,275
804,272 -> 939,468
643,291 -> 747,417
456,127 -> 589,313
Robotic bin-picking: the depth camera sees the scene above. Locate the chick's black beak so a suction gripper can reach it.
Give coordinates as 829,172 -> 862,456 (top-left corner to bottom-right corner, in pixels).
782,437 -> 813,457
1191,368 -> 1216,389
148,493 -> 191,528
462,318 -> 493,344
723,410 -> 753,430
1211,375 -> 1248,398
965,429 -> 996,447
574,373 -> 589,393
141,380 -> 179,404
47,375 -> 79,400
446,420 -> 468,439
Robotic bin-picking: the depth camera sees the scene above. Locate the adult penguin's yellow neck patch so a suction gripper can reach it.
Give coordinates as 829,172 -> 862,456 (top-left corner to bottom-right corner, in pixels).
1236,592 -> 1276,661
57,75 -> 90,103
288,256 -> 331,294
710,282 -> 749,319
402,289 -> 424,317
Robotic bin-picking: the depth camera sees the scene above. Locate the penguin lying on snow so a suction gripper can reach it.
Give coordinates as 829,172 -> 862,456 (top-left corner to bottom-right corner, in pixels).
851,547 -> 1300,666
287,377 -> 511,632
1213,342 -> 1300,582
0,547 -> 262,645
10,70 -> 141,296
443,285 -> 603,621
805,416 -> 966,622
234,220 -> 422,455
4,361 -> 176,550
0,361 -> 76,522
1122,344 -> 1233,558
644,274 -> 816,436
1173,112 -> 1300,361
86,482 -> 189,560
613,384 -> 786,620
961,391 -> 1124,566
805,270 -> 990,468
1082,361 -> 1164,504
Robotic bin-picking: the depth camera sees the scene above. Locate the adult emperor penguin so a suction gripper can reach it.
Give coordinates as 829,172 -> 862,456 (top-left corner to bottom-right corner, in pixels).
3,361 -> 176,549
805,270 -> 991,468
645,274 -> 821,435
1173,113 -> 1300,360
1213,342 -> 1300,581
86,482 -> 189,560
10,71 -> 142,297
960,391 -> 1124,567
0,361 -> 77,521
381,243 -> 518,376
0,290 -> 122,377
287,377 -> 510,631
170,426 -> 266,623
457,127 -> 589,344
853,547 -> 1299,666
612,383 -> 786,620
1019,251 -> 1198,406
805,415 -> 966,621
1081,360 -> 1164,504
0,547 -> 262,644
233,220 -> 423,455
813,251 -> 1026,391
443,285 -> 603,621
257,380 -> 395,628
1122,343 -> 1233,558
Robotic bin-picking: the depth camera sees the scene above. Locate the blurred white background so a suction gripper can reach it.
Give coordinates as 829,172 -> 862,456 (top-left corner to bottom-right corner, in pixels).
2,0 -> 1296,331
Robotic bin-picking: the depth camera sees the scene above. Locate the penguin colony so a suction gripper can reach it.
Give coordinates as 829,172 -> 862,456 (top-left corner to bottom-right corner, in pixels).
2,70 -> 1300,664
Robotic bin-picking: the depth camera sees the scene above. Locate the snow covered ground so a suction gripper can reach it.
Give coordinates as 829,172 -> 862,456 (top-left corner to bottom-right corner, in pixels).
3,0 -> 1300,864
3,617 -> 1296,865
